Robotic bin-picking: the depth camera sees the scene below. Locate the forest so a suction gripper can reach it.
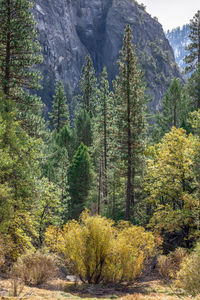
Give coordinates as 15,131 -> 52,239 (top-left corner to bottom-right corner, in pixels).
0,0 -> 200,299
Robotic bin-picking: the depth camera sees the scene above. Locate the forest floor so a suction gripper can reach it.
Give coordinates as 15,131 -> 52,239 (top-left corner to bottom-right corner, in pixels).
0,270 -> 199,300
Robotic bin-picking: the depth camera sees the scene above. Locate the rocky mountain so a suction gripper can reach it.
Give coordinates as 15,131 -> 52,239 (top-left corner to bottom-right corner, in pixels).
166,25 -> 190,74
33,0 -> 182,111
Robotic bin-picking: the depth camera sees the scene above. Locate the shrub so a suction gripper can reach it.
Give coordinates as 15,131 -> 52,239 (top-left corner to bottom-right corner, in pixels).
46,211 -> 158,284
12,248 -> 58,286
176,242 -> 200,296
157,247 -> 187,280
0,239 -> 5,269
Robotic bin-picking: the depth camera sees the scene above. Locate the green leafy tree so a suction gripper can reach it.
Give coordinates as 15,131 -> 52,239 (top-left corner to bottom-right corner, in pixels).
0,0 -> 42,97
50,80 -> 70,133
113,25 -> 146,220
68,143 -> 93,219
0,93 -> 42,259
145,127 -> 200,249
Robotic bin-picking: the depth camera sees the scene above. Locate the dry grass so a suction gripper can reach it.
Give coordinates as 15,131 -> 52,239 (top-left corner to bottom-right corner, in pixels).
0,275 -> 200,300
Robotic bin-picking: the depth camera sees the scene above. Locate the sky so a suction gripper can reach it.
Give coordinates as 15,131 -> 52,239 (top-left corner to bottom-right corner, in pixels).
137,0 -> 199,31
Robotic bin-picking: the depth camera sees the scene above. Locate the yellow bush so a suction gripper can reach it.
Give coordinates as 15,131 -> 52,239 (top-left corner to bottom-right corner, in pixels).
157,248 -> 187,280
176,243 -> 200,296
46,211 -> 158,284
12,248 -> 58,286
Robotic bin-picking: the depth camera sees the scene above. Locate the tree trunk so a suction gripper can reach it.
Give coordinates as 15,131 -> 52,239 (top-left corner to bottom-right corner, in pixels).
103,90 -> 108,200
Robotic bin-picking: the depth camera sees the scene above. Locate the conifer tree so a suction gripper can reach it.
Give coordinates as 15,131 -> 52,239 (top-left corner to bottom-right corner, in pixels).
79,55 -> 98,115
113,25 -> 146,220
0,0 -> 42,98
185,10 -> 200,73
68,142 -> 93,219
184,10 -> 200,108
94,67 -> 116,213
158,79 -> 188,132
74,109 -> 93,150
50,80 -> 70,133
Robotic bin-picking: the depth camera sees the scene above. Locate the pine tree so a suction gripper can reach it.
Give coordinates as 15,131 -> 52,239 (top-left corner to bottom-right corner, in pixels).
79,55 -> 98,115
157,79 -> 190,135
74,109 -> 93,150
68,142 -> 93,219
184,10 -> 200,108
0,0 -> 42,98
94,67 -> 117,213
113,25 -> 146,220
50,80 -> 70,133
185,10 -> 200,73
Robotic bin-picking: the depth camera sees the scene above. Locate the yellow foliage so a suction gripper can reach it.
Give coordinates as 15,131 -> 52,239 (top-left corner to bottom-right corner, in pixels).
145,127 -> 200,245
176,242 -> 200,296
46,211 -> 158,284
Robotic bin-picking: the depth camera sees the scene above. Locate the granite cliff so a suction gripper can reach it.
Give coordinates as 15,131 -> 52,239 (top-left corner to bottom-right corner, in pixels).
166,25 -> 190,74
34,0 -> 182,110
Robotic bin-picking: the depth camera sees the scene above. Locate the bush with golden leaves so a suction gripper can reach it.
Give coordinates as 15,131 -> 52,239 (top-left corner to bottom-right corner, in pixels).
12,248 -> 58,286
45,212 -> 158,284
176,242 -> 200,296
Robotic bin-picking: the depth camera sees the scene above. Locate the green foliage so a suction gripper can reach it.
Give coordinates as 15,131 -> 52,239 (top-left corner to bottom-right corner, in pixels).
34,179 -> 63,246
68,143 -> 93,219
0,0 -> 42,96
185,65 -> 200,109
46,212 -> 157,284
73,109 -> 93,149
184,11 -> 200,108
145,127 -> 200,249
50,80 -> 70,133
153,78 -> 191,141
113,25 -> 147,220
185,10 -> 200,74
92,67 -> 117,214
176,242 -> 200,296
78,55 -> 98,115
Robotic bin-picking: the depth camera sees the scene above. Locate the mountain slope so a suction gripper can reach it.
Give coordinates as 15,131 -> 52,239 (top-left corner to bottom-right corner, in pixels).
166,25 -> 190,73
34,0 -> 182,110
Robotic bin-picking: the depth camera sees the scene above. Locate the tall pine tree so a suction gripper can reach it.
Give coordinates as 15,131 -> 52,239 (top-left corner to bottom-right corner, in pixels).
68,142 -> 93,219
113,25 -> 146,220
0,0 -> 42,98
79,55 -> 98,115
50,80 -> 70,133
185,10 -> 200,108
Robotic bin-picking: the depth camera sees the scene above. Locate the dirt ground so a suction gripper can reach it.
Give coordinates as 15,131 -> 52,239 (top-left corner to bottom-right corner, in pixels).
0,271 -> 198,300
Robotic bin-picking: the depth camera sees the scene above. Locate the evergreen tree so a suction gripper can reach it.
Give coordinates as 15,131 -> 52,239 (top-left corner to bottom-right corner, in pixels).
93,67 -> 117,213
185,10 -> 200,74
79,55 -> 98,115
50,80 -> 70,133
113,25 -> 146,220
153,78 -> 191,141
68,142 -> 93,219
0,0 -> 42,98
74,109 -> 93,150
184,10 -> 200,108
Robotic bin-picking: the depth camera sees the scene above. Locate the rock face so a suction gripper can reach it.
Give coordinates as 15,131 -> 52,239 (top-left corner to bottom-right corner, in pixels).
34,0 -> 182,110
166,25 -> 190,74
